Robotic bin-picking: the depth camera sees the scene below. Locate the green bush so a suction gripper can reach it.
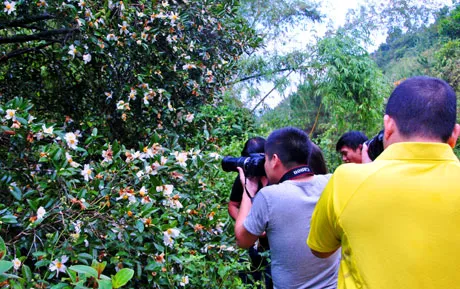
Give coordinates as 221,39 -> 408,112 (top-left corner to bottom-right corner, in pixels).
0,97 -> 251,288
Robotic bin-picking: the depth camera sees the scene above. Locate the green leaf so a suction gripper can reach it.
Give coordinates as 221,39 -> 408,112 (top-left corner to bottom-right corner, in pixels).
67,268 -> 77,283
68,265 -> 98,278
0,236 -> 5,260
35,259 -> 50,268
0,260 -> 13,274
9,186 -> 22,201
22,264 -> 32,281
97,279 -> 112,289
111,268 -> 134,288
50,283 -> 71,289
91,260 -> 107,276
135,220 -> 144,233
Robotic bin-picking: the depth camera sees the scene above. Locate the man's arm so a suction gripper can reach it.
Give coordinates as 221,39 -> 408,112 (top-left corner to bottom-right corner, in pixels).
234,167 -> 262,248
228,201 -> 240,220
307,174 -> 342,257
234,192 -> 258,248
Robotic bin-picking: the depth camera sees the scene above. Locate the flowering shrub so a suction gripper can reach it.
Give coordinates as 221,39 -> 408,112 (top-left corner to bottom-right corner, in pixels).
0,97 -> 251,288
0,0 -> 261,286
0,0 -> 260,147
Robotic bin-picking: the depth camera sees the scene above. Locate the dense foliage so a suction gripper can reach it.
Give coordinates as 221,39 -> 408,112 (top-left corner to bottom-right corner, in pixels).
372,4 -> 460,91
0,0 -> 260,145
0,0 -> 261,288
260,32 -> 389,169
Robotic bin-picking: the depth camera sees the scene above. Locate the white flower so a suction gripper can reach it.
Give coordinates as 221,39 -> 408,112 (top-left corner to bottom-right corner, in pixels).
101,147 -> 113,163
116,191 -> 136,203
163,228 -> 180,247
118,21 -> 129,35
143,95 -> 150,105
174,151 -> 188,167
68,44 -> 78,59
28,115 -> 36,123
84,239 -> 89,247
209,152 -> 220,160
72,220 -> 82,234
157,184 -> 174,196
83,53 -> 91,64
141,196 -> 152,204
3,1 -> 16,15
77,0 -> 85,8
180,275 -> 189,287
169,12 -> 179,24
64,132 -> 78,150
105,91 -> 113,100
37,206 -> 46,220
182,64 -> 196,70
161,1 -> 169,8
163,235 -> 174,247
12,258 -> 21,270
128,88 -> 137,100
116,100 -> 125,110
42,124 -> 53,135
139,186 -> 147,195
106,33 -> 118,41
49,255 -> 68,277
5,109 -> 16,120
185,113 -> 194,123
169,198 -> 183,209
81,164 -> 93,182
65,152 -> 80,168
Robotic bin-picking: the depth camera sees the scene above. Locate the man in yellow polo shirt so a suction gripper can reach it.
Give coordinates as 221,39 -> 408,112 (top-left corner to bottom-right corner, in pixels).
307,76 -> 460,289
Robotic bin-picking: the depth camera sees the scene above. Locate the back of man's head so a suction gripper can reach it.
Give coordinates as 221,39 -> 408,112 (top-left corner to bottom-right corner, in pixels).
386,76 -> 457,142
336,131 -> 368,151
265,127 -> 311,169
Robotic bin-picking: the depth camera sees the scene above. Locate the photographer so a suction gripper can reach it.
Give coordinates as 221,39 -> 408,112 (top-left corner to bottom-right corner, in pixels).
336,131 -> 368,163
227,137 -> 272,289
308,76 -> 460,289
234,127 -> 340,289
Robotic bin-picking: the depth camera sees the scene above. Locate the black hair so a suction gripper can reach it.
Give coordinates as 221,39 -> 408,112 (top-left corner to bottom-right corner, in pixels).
385,76 -> 457,142
336,131 -> 368,151
265,127 -> 311,169
241,137 -> 266,157
309,142 -> 328,174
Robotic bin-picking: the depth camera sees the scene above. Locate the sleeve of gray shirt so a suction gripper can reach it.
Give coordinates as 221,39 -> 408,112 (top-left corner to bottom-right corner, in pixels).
243,192 -> 270,236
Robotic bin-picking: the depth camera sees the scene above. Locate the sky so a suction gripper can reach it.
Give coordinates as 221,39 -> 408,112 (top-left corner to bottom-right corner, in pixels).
250,0 -> 368,109
252,0 -> 453,110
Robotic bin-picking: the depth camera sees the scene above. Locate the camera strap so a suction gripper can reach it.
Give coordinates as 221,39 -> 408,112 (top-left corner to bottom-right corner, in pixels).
279,165 -> 314,183
244,165 -> 314,202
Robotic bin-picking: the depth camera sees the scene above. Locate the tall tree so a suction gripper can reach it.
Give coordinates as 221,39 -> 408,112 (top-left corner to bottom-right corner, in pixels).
0,0 -> 259,145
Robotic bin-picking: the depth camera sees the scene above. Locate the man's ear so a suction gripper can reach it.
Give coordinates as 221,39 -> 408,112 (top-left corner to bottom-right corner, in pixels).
383,115 -> 396,147
357,144 -> 363,152
271,153 -> 281,168
447,123 -> 460,148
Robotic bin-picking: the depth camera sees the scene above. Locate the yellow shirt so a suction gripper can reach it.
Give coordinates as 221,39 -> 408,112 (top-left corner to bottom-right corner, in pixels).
307,142 -> 460,289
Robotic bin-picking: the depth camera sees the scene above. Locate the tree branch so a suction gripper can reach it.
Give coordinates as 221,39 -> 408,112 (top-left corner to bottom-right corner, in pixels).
0,13 -> 55,29
250,69 -> 295,113
0,28 -> 78,44
229,67 -> 293,85
0,41 -> 59,63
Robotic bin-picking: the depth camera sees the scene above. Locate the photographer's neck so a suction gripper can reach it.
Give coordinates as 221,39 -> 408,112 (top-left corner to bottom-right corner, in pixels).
278,165 -> 314,183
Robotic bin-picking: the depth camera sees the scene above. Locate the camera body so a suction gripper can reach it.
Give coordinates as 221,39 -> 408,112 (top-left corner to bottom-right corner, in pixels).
221,153 -> 266,177
365,130 -> 384,161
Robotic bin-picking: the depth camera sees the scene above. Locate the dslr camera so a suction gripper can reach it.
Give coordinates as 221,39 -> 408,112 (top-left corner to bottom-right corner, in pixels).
221,153 -> 266,177
365,130 -> 384,161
